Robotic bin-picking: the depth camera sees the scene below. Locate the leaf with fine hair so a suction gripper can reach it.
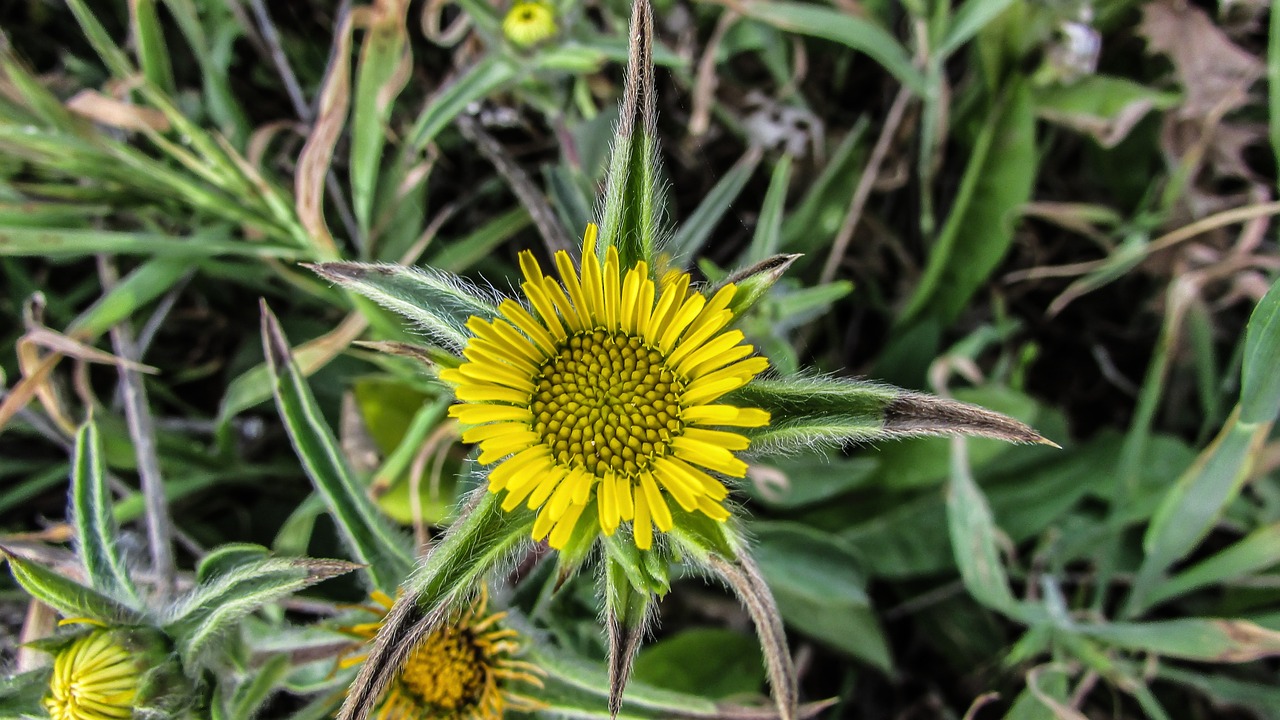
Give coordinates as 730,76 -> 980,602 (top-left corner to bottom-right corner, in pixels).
728,376 -> 1051,452
71,418 -> 140,604
605,555 -> 655,718
672,529 -> 798,720
338,491 -> 534,720
163,548 -> 358,670
1,548 -> 144,624
304,262 -> 499,352
597,0 -> 661,268
261,303 -> 415,592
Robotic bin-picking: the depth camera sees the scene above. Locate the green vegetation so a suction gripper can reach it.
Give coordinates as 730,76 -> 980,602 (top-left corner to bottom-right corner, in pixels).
2,1 -> 1279,718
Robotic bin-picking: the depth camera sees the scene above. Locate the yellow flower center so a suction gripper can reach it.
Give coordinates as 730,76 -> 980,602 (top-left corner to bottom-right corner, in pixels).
398,627 -> 488,711
532,330 -> 684,478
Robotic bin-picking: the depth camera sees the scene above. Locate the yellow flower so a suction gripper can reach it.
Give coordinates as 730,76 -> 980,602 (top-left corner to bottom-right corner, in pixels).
440,225 -> 770,551
502,1 -> 557,47
44,629 -> 141,720
343,591 -> 544,720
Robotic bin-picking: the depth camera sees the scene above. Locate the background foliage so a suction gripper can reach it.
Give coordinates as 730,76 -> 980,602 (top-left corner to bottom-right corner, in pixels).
1,0 -> 1279,718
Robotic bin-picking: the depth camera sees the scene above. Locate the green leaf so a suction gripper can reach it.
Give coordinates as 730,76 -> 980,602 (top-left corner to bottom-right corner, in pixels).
900,81 -> 1036,325
1148,522 -> 1280,607
1,549 -> 144,624
605,553 -> 656,717
261,306 -> 415,591
633,629 -> 765,698
1158,666 -> 1280,719
304,262 -> 498,352
1080,618 -> 1280,663
164,547 -> 357,669
599,0 -> 660,268
744,155 -> 792,265
728,376 -> 1046,452
351,0 -> 412,239
737,2 -> 927,94
670,149 -> 762,263
0,226 -> 299,260
68,256 -> 190,338
1128,407 -> 1271,615
780,119 -> 868,255
1034,75 -> 1178,148
939,0 -> 1017,57
71,419 -> 140,604
1241,276 -> 1280,424
751,522 -> 892,671
946,439 -> 1023,618
130,0 -> 176,93
405,56 -> 517,152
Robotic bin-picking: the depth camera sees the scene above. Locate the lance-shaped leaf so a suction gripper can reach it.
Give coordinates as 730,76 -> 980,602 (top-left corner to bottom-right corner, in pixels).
727,376 -> 1050,452
1,548 -> 144,624
671,523 -> 797,720
304,262 -> 499,352
598,0 -> 661,268
338,492 -> 534,720
604,545 -> 657,718
71,418 -> 141,604
164,546 -> 357,670
262,304 -> 414,591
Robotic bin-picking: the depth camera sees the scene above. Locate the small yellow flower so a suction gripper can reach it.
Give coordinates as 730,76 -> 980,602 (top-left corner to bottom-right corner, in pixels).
502,1 -> 557,47
44,629 -> 141,720
440,225 -> 770,551
343,591 -> 544,720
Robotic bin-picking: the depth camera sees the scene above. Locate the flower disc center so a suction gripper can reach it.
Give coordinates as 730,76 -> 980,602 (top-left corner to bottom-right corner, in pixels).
399,628 -> 488,711
530,330 -> 684,478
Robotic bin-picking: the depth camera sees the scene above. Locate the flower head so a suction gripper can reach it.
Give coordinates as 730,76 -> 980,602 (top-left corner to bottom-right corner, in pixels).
440,225 -> 770,551
344,591 -> 544,720
502,2 -> 557,48
44,629 -> 141,720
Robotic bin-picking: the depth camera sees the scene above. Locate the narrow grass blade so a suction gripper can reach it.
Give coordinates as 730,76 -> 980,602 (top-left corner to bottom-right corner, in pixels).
900,81 -> 1036,325
68,257 -> 189,338
351,0 -> 412,238
737,2 -> 926,94
404,56 -> 517,152
1081,618 -> 1280,663
670,147 -> 762,263
940,0 -> 1017,58
71,419 -> 140,604
1241,277 -> 1280,425
130,0 -> 176,92
1128,408 -> 1271,615
261,303 -> 414,591
1149,522 -> 1280,606
745,155 -> 792,265
0,226 -> 300,260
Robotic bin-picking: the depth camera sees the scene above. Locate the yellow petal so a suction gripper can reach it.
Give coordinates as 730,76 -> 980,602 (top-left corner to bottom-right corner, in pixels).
548,502 -> 586,548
